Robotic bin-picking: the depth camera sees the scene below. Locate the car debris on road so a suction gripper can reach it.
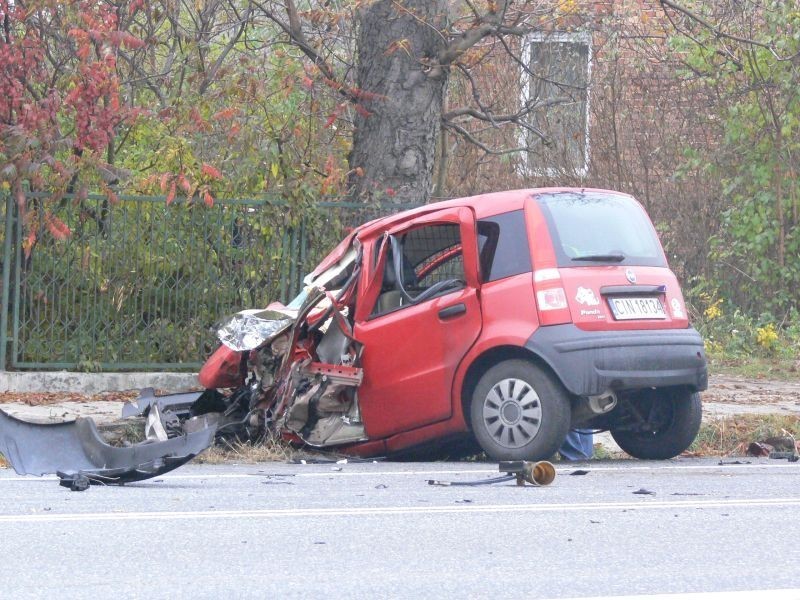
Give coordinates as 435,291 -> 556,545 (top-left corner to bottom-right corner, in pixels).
427,460 -> 556,487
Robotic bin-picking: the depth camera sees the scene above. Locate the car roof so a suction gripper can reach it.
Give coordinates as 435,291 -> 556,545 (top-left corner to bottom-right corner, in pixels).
310,187 -> 634,277
354,187 -> 633,237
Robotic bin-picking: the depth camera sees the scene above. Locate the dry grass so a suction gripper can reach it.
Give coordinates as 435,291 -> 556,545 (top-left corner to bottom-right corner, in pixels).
194,436 -> 297,464
688,414 -> 800,457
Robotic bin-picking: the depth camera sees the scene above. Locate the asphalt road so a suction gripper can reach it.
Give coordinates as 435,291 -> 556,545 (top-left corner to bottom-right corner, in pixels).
1,458 -> 799,600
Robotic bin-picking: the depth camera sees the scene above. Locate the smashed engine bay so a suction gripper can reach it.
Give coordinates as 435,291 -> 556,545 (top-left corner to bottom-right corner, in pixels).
188,247 -> 367,449
0,247 -> 366,485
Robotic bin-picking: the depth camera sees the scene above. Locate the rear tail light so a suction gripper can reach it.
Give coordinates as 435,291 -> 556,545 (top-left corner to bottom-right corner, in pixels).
536,288 -> 567,310
533,270 -> 572,325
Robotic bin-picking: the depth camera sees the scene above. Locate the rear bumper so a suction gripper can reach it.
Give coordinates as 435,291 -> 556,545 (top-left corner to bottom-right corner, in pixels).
525,325 -> 708,396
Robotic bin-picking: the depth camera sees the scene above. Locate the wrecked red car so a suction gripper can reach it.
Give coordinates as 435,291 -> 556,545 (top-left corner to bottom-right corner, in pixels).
0,188 -> 708,484
184,187 -> 707,461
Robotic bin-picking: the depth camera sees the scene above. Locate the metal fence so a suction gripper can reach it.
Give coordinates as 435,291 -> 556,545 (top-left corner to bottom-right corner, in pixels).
0,193 -> 419,371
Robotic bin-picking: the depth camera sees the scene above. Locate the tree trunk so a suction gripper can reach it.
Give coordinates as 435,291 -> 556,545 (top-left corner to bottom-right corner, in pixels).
348,0 -> 447,204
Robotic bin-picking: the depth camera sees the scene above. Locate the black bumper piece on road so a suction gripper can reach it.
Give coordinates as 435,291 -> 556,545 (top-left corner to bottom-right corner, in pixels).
525,325 -> 708,397
0,408 -> 216,484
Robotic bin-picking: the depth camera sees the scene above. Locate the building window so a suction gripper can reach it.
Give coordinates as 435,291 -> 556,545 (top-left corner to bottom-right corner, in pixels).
520,31 -> 591,176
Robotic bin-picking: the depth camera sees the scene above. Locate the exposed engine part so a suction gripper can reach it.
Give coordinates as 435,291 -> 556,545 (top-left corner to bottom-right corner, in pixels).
301,362 -> 364,386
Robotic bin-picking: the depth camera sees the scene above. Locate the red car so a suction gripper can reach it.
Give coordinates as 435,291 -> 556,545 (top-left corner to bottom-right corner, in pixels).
197,187 -> 708,461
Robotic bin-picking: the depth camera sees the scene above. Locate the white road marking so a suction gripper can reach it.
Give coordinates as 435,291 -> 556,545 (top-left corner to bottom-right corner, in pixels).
2,497 -> 800,524
553,590 -> 800,600
0,461 -> 798,482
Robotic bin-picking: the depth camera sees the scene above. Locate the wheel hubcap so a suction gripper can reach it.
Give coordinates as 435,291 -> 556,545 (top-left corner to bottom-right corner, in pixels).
482,378 -> 542,449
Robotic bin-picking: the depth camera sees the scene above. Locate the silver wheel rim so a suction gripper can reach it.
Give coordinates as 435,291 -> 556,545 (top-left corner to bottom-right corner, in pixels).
481,378 -> 542,449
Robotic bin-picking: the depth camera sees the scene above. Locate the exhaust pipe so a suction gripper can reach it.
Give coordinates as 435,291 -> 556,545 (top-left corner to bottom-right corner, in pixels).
571,390 -> 618,426
499,460 -> 557,486
524,460 -> 556,486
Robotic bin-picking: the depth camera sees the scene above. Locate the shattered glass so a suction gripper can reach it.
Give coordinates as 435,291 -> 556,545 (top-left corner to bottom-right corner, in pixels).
216,310 -> 294,351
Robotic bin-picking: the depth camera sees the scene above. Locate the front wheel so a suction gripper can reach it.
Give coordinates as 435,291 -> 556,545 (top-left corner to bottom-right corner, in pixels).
470,360 -> 571,461
610,388 -> 702,460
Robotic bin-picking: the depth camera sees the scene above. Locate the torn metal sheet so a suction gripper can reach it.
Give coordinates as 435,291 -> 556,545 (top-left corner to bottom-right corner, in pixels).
0,408 -> 216,484
217,309 -> 294,352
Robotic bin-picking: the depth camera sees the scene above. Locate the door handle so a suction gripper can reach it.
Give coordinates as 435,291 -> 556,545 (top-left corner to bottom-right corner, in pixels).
438,303 -> 467,320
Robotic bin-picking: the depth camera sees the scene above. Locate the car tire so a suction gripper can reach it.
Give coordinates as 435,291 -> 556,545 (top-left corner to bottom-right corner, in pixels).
470,359 -> 571,461
610,389 -> 702,460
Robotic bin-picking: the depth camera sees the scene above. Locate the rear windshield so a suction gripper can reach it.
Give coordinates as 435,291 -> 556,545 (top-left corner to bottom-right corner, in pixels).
536,192 -> 666,268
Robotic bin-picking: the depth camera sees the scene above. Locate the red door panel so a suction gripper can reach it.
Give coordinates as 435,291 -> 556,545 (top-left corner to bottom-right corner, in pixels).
353,207 -> 482,439
355,287 -> 481,438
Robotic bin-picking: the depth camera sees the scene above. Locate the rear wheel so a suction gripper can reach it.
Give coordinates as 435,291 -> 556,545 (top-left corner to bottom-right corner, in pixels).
610,388 -> 702,460
470,360 -> 571,461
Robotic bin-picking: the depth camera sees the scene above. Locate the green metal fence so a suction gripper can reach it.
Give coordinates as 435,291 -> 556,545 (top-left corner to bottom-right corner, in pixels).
0,193 -> 418,371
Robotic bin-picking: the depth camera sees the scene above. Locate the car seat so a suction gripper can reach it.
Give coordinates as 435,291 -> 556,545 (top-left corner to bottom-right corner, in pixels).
375,249 -> 417,313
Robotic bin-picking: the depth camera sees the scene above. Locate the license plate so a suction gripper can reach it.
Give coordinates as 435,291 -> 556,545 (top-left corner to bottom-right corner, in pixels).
608,296 -> 666,320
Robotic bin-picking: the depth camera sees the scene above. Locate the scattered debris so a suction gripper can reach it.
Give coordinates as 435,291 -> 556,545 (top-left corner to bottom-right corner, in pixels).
747,430 -> 799,461
427,461 -> 556,487
718,460 -> 751,465
427,475 -> 513,487
500,461 -> 556,486
769,451 -> 799,462
570,469 -> 590,476
632,488 -> 656,495
58,472 -> 90,492
747,442 -> 772,457
289,456 -> 383,465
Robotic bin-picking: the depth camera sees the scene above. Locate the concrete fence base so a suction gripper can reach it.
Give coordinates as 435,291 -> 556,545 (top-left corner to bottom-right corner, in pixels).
0,371 -> 200,394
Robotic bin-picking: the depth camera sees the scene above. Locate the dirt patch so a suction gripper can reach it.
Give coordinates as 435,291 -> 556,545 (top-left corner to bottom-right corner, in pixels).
702,375 -> 800,407
0,390 -> 139,406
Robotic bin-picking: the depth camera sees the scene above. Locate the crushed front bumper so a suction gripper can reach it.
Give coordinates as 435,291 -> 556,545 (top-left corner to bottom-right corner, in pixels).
0,396 -> 216,485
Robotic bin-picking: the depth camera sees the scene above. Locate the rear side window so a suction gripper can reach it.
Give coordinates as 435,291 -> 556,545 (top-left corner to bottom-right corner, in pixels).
478,210 -> 532,282
537,192 -> 666,267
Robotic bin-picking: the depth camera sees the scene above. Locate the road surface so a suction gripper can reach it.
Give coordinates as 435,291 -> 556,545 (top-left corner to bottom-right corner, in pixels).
1,458 -> 799,599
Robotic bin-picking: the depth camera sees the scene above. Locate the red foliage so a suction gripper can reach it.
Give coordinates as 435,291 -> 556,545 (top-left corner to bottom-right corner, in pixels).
354,103 -> 372,119
166,181 -> 177,205
212,107 -> 238,121
45,214 -> 72,240
201,163 -> 223,180
1,0 -> 140,198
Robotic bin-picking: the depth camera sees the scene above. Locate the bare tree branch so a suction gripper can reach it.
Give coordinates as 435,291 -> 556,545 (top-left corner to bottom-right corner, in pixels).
428,0 -> 513,78
200,3 -> 254,93
660,0 -> 800,62
252,0 -> 364,104
443,120 -> 529,155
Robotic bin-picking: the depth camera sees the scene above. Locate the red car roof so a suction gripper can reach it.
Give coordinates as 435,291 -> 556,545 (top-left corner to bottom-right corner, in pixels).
311,187 -> 633,277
